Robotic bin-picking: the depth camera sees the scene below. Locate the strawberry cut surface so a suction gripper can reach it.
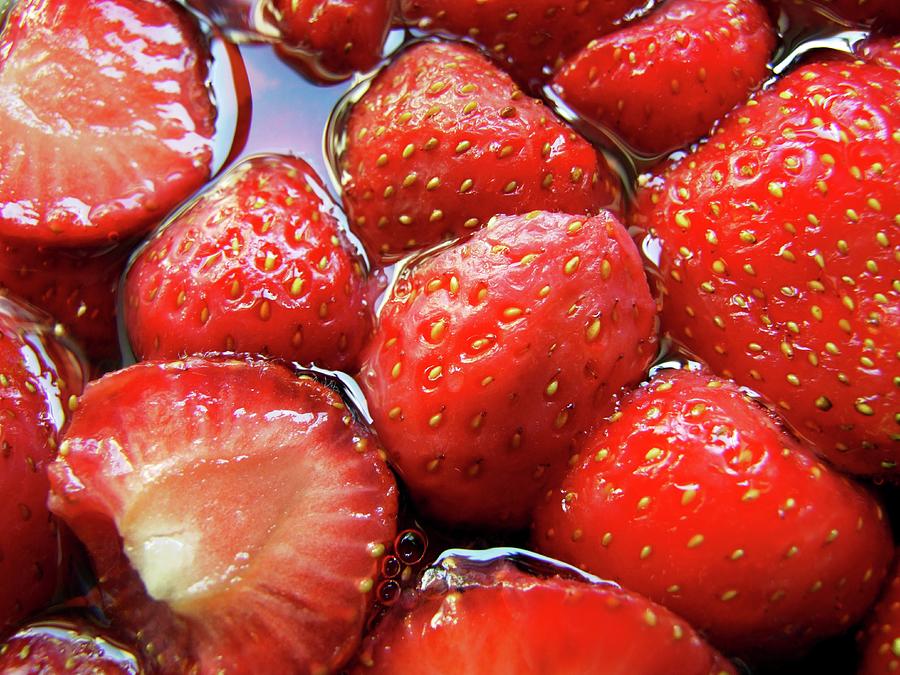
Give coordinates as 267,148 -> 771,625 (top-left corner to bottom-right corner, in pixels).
360,210 -> 657,529
124,154 -> 373,371
533,367 -> 894,658
340,41 -> 622,261
0,0 -> 216,246
632,57 -> 900,477
48,356 -> 398,673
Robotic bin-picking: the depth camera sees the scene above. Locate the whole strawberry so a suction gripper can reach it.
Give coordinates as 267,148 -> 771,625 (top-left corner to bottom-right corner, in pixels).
271,0 -> 393,80
355,554 -> 736,674
398,0 -> 646,88
0,0 -> 215,246
0,295 -> 87,633
49,356 -> 397,673
552,0 -> 775,156
533,368 -> 893,658
124,154 -> 372,371
631,58 -> 899,476
340,41 -> 622,261
360,210 -> 657,529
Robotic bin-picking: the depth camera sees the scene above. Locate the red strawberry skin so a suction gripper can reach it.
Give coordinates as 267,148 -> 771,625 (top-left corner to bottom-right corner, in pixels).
124,155 -> 373,372
0,617 -> 143,674
533,368 -> 893,657
355,557 -> 736,674
272,0 -> 393,79
0,296 -> 87,634
631,58 -> 899,476
341,41 -> 622,261
0,0 -> 216,246
0,242 -> 129,367
48,356 -> 398,673
858,551 -> 900,675
360,211 -> 657,529
552,0 -> 774,156
398,0 -> 646,88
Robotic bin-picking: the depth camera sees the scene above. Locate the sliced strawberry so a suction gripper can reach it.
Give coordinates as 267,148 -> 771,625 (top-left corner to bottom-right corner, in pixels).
48,357 -> 398,673
360,210 -> 657,529
0,241 -> 130,368
340,41 -> 622,261
355,553 -> 736,674
533,368 -> 893,658
270,0 -> 393,80
124,155 -> 373,371
0,617 -> 143,674
398,0 -> 646,88
0,0 -> 216,246
858,551 -> 900,675
631,58 -> 899,477
0,295 -> 87,633
552,0 -> 775,156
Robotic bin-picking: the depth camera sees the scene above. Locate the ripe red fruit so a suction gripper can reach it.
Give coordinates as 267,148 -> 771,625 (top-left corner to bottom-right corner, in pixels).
0,617 -> 143,674
631,58 -> 899,477
533,368 -> 893,658
398,0 -> 646,88
0,242 -> 130,367
124,155 -> 373,371
340,41 -> 622,261
360,210 -> 657,529
0,0 -> 216,246
355,554 -> 736,674
552,0 -> 775,156
858,551 -> 900,674
48,356 -> 398,673
270,0 -> 393,79
767,0 -> 899,29
0,296 -> 87,633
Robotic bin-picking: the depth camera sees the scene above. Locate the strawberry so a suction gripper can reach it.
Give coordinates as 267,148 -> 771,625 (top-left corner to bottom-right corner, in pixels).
0,242 -> 130,368
0,295 -> 87,634
855,36 -> 900,70
355,553 -> 736,674
340,41 -> 622,261
767,0 -> 899,29
532,367 -> 893,658
858,551 -> 900,675
551,0 -> 775,157
631,58 -> 899,477
0,617 -> 143,674
270,0 -> 393,80
48,356 -> 397,672
0,0 -> 216,246
398,0 -> 646,88
124,154 -> 373,372
359,210 -> 657,529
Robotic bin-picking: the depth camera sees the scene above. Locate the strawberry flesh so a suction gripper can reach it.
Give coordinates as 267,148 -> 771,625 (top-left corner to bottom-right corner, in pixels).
533,368 -> 894,658
360,210 -> 657,529
48,356 -> 398,673
0,0 -> 216,246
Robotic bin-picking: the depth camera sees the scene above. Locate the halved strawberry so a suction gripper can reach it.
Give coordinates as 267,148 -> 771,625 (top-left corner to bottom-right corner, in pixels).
0,0 -> 216,246
340,41 -> 622,261
360,210 -> 657,529
124,155 -> 373,372
552,0 -> 775,156
533,367 -> 893,658
48,356 -> 398,673
398,0 -> 646,88
0,616 -> 143,674
0,295 -> 87,634
270,0 -> 393,80
631,58 -> 899,477
858,551 -> 900,675
355,553 -> 736,674
0,241 -> 130,368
